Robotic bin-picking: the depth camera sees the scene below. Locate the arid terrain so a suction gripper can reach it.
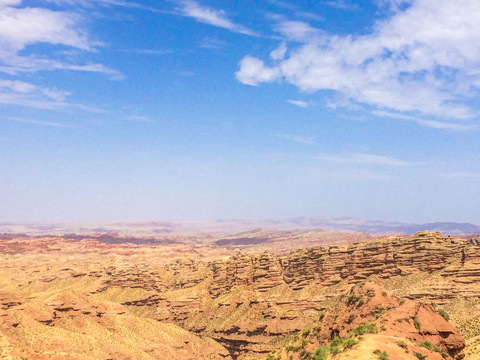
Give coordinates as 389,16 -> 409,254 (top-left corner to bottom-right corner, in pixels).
1,228 -> 480,359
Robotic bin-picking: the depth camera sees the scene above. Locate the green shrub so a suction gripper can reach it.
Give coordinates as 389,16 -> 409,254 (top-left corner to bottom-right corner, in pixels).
350,323 -> 378,336
420,341 -> 434,351
412,316 -> 422,331
342,338 -> 358,349
375,308 -> 386,319
438,309 -> 450,321
285,344 -> 301,353
413,352 -> 427,360
266,353 -> 276,360
300,349 -> 312,360
329,336 -> 358,352
330,336 -> 343,347
347,295 -> 362,305
313,346 -> 329,360
330,345 -> 340,355
396,341 -> 409,353
373,349 -> 389,360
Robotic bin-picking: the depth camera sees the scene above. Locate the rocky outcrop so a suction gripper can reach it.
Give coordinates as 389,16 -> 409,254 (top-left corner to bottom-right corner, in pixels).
203,231 -> 480,301
1,231 -> 476,360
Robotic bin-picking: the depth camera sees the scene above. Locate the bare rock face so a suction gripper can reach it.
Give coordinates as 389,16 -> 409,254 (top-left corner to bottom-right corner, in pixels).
313,283 -> 465,359
203,231 -> 480,302
1,230 -> 477,359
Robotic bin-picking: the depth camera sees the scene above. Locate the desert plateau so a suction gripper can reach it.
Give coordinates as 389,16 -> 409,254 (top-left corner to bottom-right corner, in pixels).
2,225 -> 480,359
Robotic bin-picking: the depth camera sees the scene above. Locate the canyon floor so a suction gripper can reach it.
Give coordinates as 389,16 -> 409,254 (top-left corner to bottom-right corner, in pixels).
1,228 -> 480,359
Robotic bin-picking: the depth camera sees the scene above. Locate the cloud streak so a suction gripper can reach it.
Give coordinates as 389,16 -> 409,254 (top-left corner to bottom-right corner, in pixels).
287,99 -> 309,108
1,116 -> 69,127
319,152 -> 412,166
178,1 -> 257,36
373,110 -> 477,131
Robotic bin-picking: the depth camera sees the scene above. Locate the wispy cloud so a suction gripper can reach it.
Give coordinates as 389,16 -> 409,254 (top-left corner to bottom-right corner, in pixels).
237,0 -> 480,124
266,0 -> 324,21
287,99 -> 309,108
325,0 -> 359,11
0,78 -> 105,111
45,0 -> 165,13
373,110 -> 477,131
329,169 -> 396,181
178,1 -> 257,36
118,48 -> 174,56
319,152 -> 412,166
276,133 -> 316,145
2,116 -> 69,128
0,2 -> 120,77
270,15 -> 324,43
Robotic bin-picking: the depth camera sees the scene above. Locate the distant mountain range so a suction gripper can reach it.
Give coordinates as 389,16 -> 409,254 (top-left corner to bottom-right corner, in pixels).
0,216 -> 479,236
265,217 -> 480,235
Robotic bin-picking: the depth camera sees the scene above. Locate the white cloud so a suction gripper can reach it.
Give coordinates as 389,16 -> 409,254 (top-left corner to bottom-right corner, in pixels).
0,1 -> 122,110
0,2 -> 119,76
319,152 -> 411,166
287,99 -> 309,108
0,6 -> 92,53
271,16 -> 324,43
236,56 -> 280,86
270,42 -> 287,60
237,0 -> 480,124
0,0 -> 21,6
178,1 -> 256,36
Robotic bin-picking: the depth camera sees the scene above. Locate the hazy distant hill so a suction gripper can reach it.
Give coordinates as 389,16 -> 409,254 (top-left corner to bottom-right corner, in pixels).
272,217 -> 480,235
0,217 -> 479,236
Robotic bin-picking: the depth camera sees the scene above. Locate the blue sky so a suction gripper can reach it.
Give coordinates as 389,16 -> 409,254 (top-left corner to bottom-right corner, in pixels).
1,0 -> 480,224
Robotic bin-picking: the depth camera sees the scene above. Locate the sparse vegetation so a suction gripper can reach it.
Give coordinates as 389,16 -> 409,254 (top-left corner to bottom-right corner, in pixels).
347,295 -> 363,305
413,351 -> 427,360
285,344 -> 301,353
300,349 -> 312,360
420,341 -> 449,358
330,336 -> 358,352
375,308 -> 386,319
313,346 -> 329,360
420,341 -> 434,351
396,340 -> 409,353
350,323 -> 378,336
412,316 -> 422,331
374,349 -> 389,360
438,309 -> 450,321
